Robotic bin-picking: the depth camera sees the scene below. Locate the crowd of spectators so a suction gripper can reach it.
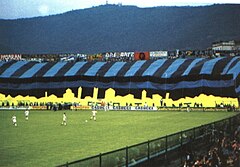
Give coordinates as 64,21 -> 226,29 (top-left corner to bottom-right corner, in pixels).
3,49 -> 238,63
215,103 -> 237,112
184,124 -> 240,167
58,50 -> 240,62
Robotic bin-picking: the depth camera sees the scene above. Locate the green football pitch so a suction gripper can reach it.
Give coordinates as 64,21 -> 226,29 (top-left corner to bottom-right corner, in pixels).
0,110 -> 237,167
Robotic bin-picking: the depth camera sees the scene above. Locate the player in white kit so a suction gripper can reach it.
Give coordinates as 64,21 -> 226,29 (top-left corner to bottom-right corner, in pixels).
12,115 -> 17,126
25,109 -> 29,120
61,113 -> 67,125
90,110 -> 97,121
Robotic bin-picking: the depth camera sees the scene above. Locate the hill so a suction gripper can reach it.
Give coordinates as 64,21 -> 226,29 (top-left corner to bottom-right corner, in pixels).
0,4 -> 240,54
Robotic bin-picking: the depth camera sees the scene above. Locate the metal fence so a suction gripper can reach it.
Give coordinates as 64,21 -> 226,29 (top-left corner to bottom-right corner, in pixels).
57,113 -> 240,167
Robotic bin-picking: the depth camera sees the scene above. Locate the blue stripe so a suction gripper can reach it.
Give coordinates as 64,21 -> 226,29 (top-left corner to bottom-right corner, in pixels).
142,59 -> 167,76
200,57 -> 223,74
0,61 -> 5,67
43,62 -> 67,77
227,61 -> 240,79
64,62 -> 87,76
0,80 -> 234,91
182,58 -> 204,76
162,59 -> 186,78
20,63 -> 47,78
104,62 -> 126,77
0,61 -> 28,78
236,86 -> 240,95
85,62 -> 106,76
124,61 -> 146,77
222,57 -> 240,74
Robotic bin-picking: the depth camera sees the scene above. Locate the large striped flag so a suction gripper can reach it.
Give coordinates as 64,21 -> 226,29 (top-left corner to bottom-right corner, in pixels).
0,56 -> 239,99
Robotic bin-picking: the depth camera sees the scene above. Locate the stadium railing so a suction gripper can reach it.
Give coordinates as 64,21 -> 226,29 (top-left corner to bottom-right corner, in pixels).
56,113 -> 240,167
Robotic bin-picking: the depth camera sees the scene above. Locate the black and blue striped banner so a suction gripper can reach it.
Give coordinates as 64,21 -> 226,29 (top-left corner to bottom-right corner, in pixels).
0,57 -> 239,99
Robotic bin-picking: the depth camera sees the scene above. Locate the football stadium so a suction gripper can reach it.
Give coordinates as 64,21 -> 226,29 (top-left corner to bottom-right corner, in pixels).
1,3 -> 240,167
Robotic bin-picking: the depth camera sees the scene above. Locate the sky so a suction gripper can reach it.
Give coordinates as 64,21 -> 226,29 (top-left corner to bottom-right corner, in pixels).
0,0 -> 239,19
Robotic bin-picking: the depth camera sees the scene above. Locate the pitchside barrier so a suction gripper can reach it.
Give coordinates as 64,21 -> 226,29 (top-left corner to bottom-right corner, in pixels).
71,105 -> 235,112
0,105 -> 234,111
57,113 -> 240,167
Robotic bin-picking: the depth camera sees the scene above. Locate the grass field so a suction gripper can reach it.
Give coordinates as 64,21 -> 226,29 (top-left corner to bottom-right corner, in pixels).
0,110 -> 237,167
